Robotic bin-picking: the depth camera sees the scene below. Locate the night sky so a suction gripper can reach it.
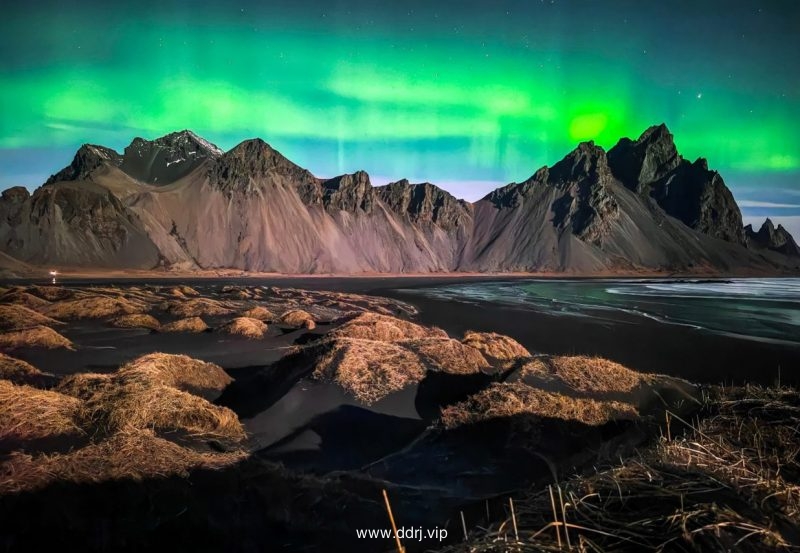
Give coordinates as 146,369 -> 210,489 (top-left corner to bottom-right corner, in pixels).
1,0 -> 798,235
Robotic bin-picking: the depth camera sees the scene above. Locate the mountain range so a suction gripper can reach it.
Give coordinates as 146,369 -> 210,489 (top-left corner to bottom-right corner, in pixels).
0,125 -> 797,275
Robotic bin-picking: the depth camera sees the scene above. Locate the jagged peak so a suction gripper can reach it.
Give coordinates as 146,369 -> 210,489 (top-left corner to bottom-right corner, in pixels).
125,130 -> 224,157
637,123 -> 673,143
324,170 -> 371,189
45,144 -> 122,185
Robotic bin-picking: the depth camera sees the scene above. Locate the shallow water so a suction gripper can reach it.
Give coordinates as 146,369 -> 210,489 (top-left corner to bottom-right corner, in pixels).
402,278 -> 800,346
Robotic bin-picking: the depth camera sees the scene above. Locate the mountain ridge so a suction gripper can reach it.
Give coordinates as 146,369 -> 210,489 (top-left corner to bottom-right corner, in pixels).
1,125 -> 798,275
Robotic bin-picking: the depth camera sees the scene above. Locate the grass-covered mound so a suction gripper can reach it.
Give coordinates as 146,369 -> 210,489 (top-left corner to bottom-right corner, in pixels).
240,305 -> 275,321
109,313 -> 161,330
0,326 -> 73,350
219,317 -> 268,339
437,385 -> 800,553
0,305 -> 60,331
45,295 -> 145,320
279,309 -> 316,329
0,353 -> 49,386
440,382 -> 638,428
0,353 -> 245,494
161,316 -> 209,333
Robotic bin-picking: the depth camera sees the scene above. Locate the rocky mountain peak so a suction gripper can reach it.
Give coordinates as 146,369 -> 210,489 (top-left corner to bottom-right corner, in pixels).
45,144 -> 123,185
322,171 -> 375,212
119,130 -> 223,185
209,138 -> 318,195
745,218 -> 800,256
607,123 -> 680,191
1,186 -> 30,203
549,141 -> 611,184
376,179 -> 473,230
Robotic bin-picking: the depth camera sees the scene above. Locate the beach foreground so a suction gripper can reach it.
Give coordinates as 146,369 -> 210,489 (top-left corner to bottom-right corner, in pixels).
0,281 -> 797,552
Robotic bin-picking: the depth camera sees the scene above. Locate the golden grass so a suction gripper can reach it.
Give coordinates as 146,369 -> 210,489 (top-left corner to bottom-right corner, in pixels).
161,317 -> 209,333
56,373 -> 113,401
0,353 -> 45,385
240,305 -> 275,321
280,309 -> 316,329
440,382 -> 638,429
117,353 -> 233,395
109,314 -> 161,331
0,380 -> 83,442
311,338 -> 426,403
219,317 -> 268,339
329,312 -> 447,342
26,286 -> 75,301
0,326 -> 73,350
45,295 -> 145,320
401,337 -> 490,374
98,382 -> 246,440
524,355 -> 648,394
0,290 -> 51,310
164,298 -> 233,317
0,304 -> 60,331
0,428 -> 246,494
462,331 -> 530,366
179,285 -> 200,297
0,338 -> 251,493
442,386 -> 800,553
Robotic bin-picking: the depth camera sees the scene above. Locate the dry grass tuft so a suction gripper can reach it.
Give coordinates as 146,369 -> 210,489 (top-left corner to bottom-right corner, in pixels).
0,290 -> 51,310
56,373 -> 113,401
97,382 -> 246,440
0,428 -> 246,493
0,325 -> 73,350
440,382 -> 638,429
0,304 -> 60,331
164,298 -> 233,318
45,295 -> 145,320
179,285 -> 200,297
240,305 -> 275,321
26,286 -> 75,301
117,353 -> 233,396
280,309 -> 316,330
0,353 -> 46,385
0,380 -> 83,442
524,355 -> 648,394
109,314 -> 161,331
161,317 -> 209,333
219,317 -> 268,339
311,338 -> 426,403
401,337 -> 490,374
441,386 -> 800,553
462,331 -> 530,366
330,312 -> 446,342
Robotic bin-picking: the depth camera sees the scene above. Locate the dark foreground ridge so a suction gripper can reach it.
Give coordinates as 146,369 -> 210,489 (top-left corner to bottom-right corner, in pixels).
0,125 -> 798,275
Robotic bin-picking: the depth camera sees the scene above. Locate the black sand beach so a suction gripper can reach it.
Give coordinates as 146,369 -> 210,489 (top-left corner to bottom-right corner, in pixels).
40,275 -> 798,386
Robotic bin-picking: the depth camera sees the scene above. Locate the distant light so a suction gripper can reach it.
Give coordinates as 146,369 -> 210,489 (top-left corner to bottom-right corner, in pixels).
49,270 -> 58,277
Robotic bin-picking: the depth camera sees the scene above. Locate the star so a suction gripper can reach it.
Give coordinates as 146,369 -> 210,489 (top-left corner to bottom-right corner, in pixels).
697,93 -> 703,99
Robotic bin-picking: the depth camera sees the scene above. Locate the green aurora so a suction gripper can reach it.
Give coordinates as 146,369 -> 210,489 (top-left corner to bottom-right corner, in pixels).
1,0 -> 798,229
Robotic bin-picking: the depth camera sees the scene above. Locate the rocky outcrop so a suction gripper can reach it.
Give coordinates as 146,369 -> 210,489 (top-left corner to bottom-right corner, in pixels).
745,219 -> 800,256
209,139 -> 319,197
376,180 -> 473,231
608,125 -> 745,245
322,171 -> 375,212
119,130 -> 223,185
45,145 -> 122,185
0,181 -> 160,267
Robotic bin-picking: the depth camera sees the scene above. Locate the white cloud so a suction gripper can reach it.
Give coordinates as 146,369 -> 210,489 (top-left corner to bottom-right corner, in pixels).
738,200 -> 800,208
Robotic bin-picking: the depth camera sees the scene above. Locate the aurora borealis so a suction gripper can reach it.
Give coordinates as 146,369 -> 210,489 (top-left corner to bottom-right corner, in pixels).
1,0 -> 799,234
